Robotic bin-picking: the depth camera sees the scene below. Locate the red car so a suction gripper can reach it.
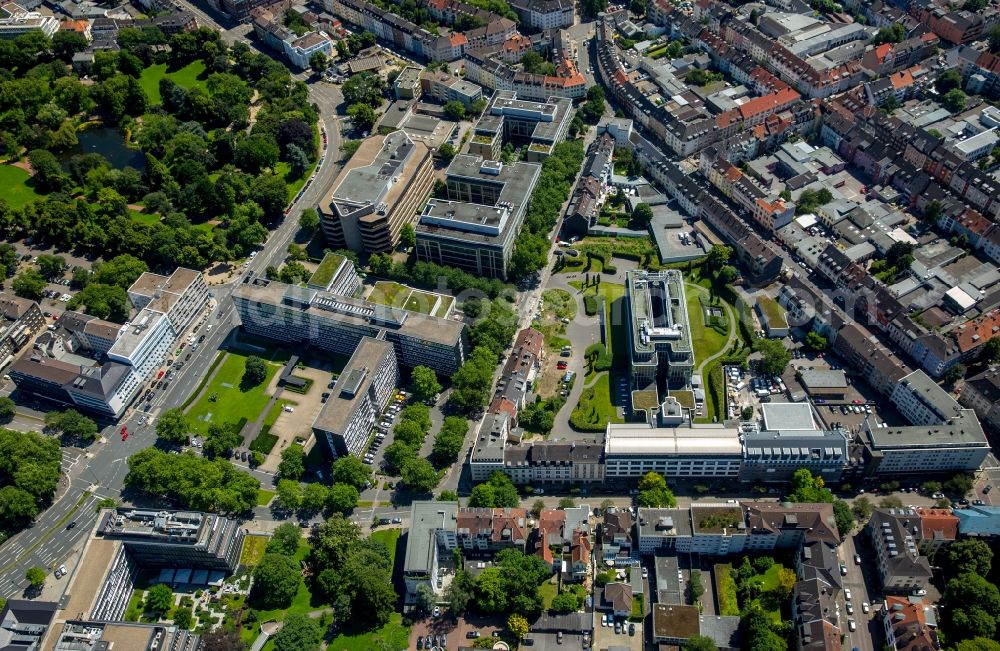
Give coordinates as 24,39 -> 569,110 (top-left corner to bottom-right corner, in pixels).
557,362 -> 568,369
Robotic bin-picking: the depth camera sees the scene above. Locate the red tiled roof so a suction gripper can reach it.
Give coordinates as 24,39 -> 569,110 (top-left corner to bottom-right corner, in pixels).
915,507 -> 958,542
954,310 -> 1000,353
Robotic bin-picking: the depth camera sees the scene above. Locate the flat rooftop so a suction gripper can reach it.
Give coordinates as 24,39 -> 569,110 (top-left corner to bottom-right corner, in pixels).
867,409 -> 988,449
232,277 -> 465,347
312,337 -> 393,435
97,509 -> 211,545
627,269 -> 693,356
322,131 -> 427,217
605,423 -> 742,456
760,402 -> 816,431
108,309 -> 167,359
405,500 -> 458,575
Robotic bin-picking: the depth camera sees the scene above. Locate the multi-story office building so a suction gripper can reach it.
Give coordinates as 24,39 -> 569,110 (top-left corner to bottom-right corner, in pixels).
319,131 -> 434,254
50,621 -> 200,651
127,268 -> 209,337
404,501 -> 459,603
866,508 -> 933,594
625,270 -> 695,389
740,403 -> 851,483
96,508 -> 245,572
0,291 -> 44,367
865,370 -> 991,475
414,155 -> 541,279
0,1 -> 58,37
468,91 -> 573,162
603,422 -> 743,479
232,276 -> 468,375
312,336 -> 398,457
420,70 -> 484,108
507,0 -> 573,29
107,310 -> 174,382
306,251 -> 363,296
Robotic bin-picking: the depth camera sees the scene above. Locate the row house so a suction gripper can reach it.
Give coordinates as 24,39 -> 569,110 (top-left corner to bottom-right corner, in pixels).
832,323 -> 910,397
960,366 -> 1000,432
953,310 -> 1000,362
703,154 -> 794,232
860,34 -> 939,77
455,507 -> 528,554
909,0 -> 985,44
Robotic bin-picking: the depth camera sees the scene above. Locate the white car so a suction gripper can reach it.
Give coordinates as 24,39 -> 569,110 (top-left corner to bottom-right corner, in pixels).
862,602 -> 870,614
602,614 -> 608,627
845,588 -> 852,601
284,406 -> 294,413
846,603 -> 853,615
848,620 -> 856,632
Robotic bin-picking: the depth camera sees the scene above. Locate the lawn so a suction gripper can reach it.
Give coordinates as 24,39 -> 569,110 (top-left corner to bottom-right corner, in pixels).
404,289 -> 440,315
569,372 -> 623,431
0,164 -> 42,208
255,489 -> 275,507
571,280 -> 628,369
756,296 -> 787,330
685,284 -> 729,363
251,540 -> 317,624
368,281 -> 409,308
308,252 -> 346,288
275,158 -> 317,200
328,613 -> 410,651
539,579 -> 558,610
240,534 -> 268,566
714,564 -> 739,616
184,351 -> 280,435
140,60 -> 208,104
130,209 -> 160,226
370,528 -> 401,568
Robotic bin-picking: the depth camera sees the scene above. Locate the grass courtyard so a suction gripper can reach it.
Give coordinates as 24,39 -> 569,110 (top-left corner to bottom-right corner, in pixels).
328,613 -> 410,651
140,61 -> 208,105
0,164 -> 42,207
184,350 -> 280,436
367,281 -> 453,316
569,372 -> 624,431
370,528 -> 401,568
685,284 -> 730,364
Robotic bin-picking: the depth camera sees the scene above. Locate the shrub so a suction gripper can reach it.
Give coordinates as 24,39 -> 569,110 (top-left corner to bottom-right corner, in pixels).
603,264 -> 617,274
583,295 -> 600,316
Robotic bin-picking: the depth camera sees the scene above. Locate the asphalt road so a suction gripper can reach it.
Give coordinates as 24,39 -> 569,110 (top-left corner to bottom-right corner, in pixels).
0,53 -> 346,597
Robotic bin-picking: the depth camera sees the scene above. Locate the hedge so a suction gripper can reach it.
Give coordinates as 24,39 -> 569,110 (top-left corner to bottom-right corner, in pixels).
584,295 -> 600,316
714,564 -> 739,616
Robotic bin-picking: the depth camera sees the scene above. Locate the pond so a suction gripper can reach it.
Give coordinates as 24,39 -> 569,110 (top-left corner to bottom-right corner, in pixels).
66,127 -> 146,171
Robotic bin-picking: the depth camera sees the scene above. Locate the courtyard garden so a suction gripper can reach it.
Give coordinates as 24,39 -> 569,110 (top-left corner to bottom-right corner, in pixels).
0,164 -> 42,208
184,350 -> 282,436
140,60 -> 208,104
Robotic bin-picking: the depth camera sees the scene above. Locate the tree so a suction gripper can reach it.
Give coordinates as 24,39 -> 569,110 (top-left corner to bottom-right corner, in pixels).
944,472 -> 975,496
943,88 -> 968,113
25,566 -> 45,589
125,448 -> 259,514
272,613 -> 320,651
0,397 -> 14,423
684,636 -> 718,651
156,407 -> 188,443
11,269 -> 46,300
399,223 -> 416,249
173,606 -> 193,630
852,496 -> 873,521
383,440 -> 414,475
268,523 -> 302,556
438,142 -> 457,163
805,331 -> 827,351
66,284 -> 132,322
252,554 -> 301,609
203,421 -> 241,458
309,51 -> 328,72
633,203 -> 653,223
991,25 -> 1000,54
331,456 -> 372,489
637,472 -> 677,507
35,255 -> 65,279
28,149 -> 69,192
469,472 -> 520,508
301,483 -> 328,512
145,583 -> 174,614
52,30 -> 89,61
414,582 -> 436,614
299,208 -> 320,235
870,23 -> 904,46
346,102 -> 378,133
432,416 -> 467,465
44,409 -> 98,441
243,356 -> 268,388
278,445 -> 306,479
942,363 -> 967,385
326,482 -> 360,513
943,573 -> 1000,640
508,614 -> 529,640
707,244 -> 732,269
443,101 -> 466,121
832,499 -> 854,538
276,478 -> 303,511
410,365 -> 441,402
342,72 -> 386,109
550,590 -> 581,614
753,338 -> 793,376
402,458 -> 439,493
955,639 -> 1000,651
945,539 -> 993,577
93,255 -> 148,288
787,469 -> 834,503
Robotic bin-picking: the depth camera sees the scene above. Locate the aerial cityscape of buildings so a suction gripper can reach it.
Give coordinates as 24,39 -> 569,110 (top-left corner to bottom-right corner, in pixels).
7,0 -> 1000,649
